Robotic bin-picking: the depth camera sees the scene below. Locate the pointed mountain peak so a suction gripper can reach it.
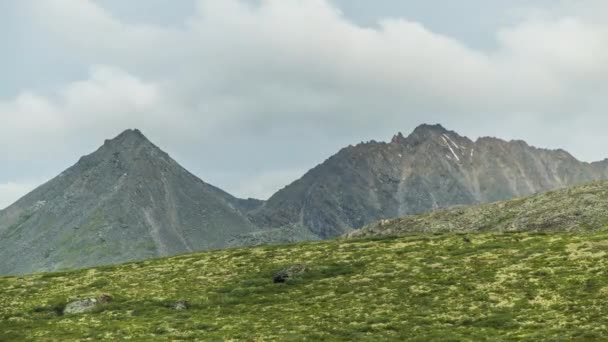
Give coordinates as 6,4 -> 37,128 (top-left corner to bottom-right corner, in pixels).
107,128 -> 148,143
403,123 -> 451,143
102,129 -> 156,152
410,123 -> 468,139
412,123 -> 449,134
397,124 -> 473,149
72,128 -> 168,172
118,128 -> 146,139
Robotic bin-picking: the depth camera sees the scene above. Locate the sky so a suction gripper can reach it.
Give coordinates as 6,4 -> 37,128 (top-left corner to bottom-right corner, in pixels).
2,0 -> 608,209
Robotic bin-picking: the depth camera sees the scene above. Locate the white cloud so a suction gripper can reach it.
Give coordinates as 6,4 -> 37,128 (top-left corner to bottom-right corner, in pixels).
2,0 -> 608,206
0,65 -> 168,159
22,0 -> 608,122
63,66 -> 159,114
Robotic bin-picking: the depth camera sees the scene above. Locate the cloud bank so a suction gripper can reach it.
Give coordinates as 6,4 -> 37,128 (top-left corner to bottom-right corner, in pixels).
2,0 -> 608,205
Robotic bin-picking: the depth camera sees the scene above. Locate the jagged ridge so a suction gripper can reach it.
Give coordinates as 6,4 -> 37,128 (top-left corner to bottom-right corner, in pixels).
250,124 -> 608,238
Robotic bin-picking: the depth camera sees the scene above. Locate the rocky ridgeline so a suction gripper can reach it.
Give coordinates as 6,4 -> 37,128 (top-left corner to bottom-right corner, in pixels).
250,124 -> 608,239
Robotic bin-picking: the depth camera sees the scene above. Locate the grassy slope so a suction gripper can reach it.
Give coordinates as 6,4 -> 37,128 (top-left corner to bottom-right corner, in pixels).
349,180 -> 608,239
3,231 -> 608,341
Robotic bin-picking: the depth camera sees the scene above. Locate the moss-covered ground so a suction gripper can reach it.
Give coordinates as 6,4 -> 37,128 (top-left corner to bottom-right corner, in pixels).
350,181 -> 608,238
2,231 -> 608,341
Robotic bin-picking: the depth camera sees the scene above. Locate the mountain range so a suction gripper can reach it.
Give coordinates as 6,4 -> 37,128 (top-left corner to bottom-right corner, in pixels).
249,124 -> 608,238
2,124 -> 608,275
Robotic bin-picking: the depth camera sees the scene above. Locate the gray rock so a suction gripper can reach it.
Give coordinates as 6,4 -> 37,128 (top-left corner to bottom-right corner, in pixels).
170,300 -> 189,310
64,298 -> 99,315
63,293 -> 112,315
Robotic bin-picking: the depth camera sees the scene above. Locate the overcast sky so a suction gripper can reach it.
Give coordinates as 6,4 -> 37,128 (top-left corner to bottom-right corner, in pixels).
2,0 -> 608,209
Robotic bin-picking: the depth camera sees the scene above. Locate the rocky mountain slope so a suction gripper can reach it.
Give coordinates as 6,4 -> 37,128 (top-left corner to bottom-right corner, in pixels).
348,180 -> 608,238
251,124 -> 608,239
0,129 -> 258,275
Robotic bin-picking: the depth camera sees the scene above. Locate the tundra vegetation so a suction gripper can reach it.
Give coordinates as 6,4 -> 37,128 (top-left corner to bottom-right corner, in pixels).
2,230 -> 608,340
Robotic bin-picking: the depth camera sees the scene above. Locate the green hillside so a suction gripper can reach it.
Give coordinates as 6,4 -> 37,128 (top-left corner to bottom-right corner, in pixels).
3,230 -> 608,341
349,180 -> 608,239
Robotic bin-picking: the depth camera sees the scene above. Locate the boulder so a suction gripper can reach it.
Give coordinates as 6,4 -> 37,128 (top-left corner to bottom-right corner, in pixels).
63,293 -> 113,315
170,300 -> 189,310
64,298 -> 98,314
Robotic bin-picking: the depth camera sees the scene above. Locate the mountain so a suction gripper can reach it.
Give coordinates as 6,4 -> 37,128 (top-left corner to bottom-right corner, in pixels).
250,124 -> 608,239
4,124 -> 608,274
348,179 -> 608,238
0,129 -> 259,275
